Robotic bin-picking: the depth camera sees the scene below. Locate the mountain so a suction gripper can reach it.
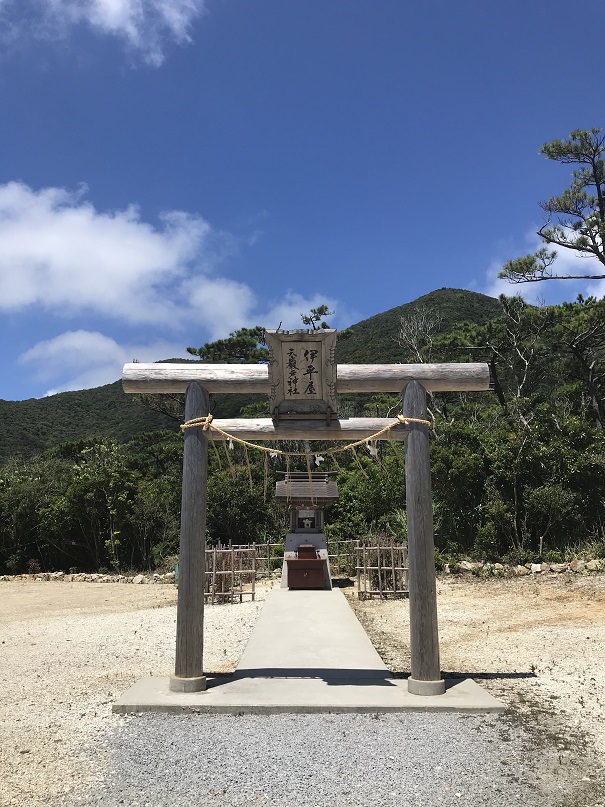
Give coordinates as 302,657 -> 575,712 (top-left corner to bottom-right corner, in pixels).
0,289 -> 501,462
336,288 -> 502,363
0,382 -> 180,463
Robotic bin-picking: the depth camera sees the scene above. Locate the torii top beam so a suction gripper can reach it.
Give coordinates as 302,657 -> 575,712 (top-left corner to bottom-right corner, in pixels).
121,362 -> 490,442
122,362 -> 490,395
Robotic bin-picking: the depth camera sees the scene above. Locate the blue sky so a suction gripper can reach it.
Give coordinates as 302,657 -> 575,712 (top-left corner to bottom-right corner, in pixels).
0,0 -> 603,400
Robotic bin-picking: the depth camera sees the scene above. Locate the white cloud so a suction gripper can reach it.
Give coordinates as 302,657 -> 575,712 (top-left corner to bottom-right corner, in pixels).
0,0 -> 207,65
19,329 -> 189,394
1,181 -> 348,397
0,181 -> 348,334
481,257 -> 528,300
182,283 -> 344,340
0,181 -> 210,325
183,275 -> 258,339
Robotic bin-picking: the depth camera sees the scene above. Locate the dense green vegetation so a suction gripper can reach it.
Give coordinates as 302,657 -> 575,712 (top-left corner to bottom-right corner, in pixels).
2,288 -> 605,574
0,382 -> 179,463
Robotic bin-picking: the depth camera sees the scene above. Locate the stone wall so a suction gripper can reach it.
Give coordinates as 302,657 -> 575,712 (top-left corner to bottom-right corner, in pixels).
450,559 -> 603,576
0,571 -> 176,584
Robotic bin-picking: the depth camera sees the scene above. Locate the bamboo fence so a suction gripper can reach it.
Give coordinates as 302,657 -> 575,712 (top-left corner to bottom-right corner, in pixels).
202,539 -> 408,603
355,541 -> 409,599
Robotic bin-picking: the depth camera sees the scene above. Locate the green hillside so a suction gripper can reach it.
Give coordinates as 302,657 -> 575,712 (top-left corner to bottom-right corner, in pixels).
337,288 -> 502,363
0,288 -> 501,462
0,379 -> 272,465
0,382 -> 180,463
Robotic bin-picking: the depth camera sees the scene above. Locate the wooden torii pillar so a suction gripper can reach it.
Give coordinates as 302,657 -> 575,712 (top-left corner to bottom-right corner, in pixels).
122,361 -> 490,695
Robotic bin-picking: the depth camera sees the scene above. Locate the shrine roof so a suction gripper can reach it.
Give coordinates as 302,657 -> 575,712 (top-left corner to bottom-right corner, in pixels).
275,473 -> 339,503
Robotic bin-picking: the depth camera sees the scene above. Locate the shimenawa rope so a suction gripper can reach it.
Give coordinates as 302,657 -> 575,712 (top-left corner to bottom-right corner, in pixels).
180,413 -> 430,459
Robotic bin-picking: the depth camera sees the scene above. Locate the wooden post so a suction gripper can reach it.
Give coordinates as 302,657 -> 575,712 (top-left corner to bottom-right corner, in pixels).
231,544 -> 235,605
363,544 -> 368,597
212,547 -> 217,605
238,549 -> 243,603
170,382 -> 209,693
252,547 -> 256,602
403,380 -> 445,696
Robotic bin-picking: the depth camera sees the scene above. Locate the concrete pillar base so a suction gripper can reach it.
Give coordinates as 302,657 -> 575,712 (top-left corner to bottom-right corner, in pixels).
407,677 -> 446,696
169,675 -> 207,693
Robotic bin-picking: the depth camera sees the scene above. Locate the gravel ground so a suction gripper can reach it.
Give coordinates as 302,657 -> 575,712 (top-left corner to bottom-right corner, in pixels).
67,712 -> 561,807
1,575 -> 604,807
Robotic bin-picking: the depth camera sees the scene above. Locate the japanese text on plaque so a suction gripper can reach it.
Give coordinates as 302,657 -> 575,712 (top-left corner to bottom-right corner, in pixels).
282,343 -> 323,399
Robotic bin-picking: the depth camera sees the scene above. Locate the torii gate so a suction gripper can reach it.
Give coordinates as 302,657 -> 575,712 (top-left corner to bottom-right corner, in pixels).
122,344 -> 489,698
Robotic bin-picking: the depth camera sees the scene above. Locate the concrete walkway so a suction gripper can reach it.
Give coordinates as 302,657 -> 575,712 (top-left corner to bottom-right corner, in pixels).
113,588 -> 504,714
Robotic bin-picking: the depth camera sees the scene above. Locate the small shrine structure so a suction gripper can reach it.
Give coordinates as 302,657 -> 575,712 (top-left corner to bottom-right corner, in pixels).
275,471 -> 339,590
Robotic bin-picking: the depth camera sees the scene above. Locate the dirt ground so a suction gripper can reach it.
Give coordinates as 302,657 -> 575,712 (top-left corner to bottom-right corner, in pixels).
1,574 -> 604,806
0,579 -> 179,623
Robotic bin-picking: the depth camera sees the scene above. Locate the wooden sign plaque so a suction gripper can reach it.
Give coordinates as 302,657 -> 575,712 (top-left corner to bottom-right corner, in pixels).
265,329 -> 337,423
